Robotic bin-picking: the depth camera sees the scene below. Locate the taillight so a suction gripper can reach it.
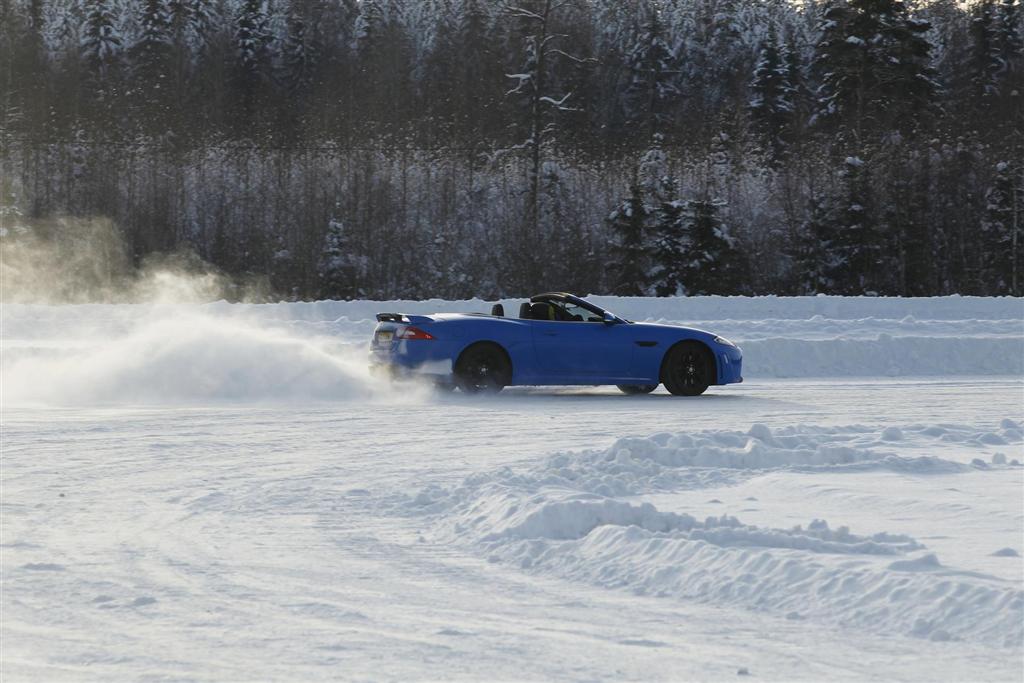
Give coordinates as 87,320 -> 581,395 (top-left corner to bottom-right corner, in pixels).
396,326 -> 435,340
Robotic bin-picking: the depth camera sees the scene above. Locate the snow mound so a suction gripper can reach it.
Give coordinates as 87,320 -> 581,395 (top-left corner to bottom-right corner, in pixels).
476,517 -> 1022,647
412,424 -> 995,506
3,312 -> 412,405
408,422 -> 1024,647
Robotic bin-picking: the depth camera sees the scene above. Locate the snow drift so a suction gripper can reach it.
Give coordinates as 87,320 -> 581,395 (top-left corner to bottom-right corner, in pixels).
407,422 -> 1024,647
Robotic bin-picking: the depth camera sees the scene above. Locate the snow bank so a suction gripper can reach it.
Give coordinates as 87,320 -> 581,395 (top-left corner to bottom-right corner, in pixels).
3,296 -> 1021,400
407,422 -> 1024,647
203,294 -> 1024,323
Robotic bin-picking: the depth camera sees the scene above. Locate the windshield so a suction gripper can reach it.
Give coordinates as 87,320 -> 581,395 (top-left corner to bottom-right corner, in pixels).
555,301 -> 605,322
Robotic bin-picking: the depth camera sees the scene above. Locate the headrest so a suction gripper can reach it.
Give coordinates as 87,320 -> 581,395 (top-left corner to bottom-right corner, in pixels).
530,302 -> 553,320
519,302 -> 532,319
491,303 -> 504,317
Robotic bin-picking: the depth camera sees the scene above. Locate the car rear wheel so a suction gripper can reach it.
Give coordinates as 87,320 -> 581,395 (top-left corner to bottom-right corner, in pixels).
617,384 -> 657,395
454,343 -> 511,394
662,342 -> 715,396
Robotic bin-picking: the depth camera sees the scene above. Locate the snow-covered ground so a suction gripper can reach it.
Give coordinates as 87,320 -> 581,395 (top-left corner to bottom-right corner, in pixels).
3,296 -> 1023,681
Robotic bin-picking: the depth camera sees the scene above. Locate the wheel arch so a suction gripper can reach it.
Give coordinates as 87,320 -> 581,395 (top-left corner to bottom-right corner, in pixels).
659,339 -> 719,386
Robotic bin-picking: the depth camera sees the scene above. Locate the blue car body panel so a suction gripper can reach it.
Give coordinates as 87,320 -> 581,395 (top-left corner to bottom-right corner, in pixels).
369,295 -> 743,388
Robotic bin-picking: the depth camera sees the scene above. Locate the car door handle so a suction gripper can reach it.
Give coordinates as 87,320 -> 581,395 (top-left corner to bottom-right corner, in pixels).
543,332 -> 558,336
635,341 -> 658,347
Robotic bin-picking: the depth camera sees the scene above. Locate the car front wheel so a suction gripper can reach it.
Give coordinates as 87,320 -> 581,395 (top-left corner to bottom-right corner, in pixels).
661,342 -> 714,396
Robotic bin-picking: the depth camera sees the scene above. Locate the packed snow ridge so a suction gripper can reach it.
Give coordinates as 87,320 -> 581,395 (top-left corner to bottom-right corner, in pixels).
406,422 -> 1024,647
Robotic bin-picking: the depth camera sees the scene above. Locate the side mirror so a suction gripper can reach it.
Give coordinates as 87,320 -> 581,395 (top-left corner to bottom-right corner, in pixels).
602,311 -> 618,325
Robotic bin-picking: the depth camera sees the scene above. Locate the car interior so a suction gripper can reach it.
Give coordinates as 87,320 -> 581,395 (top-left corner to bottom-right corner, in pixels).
488,298 -> 606,322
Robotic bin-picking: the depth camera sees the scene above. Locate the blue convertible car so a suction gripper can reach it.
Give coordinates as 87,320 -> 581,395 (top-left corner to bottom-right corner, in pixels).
369,293 -> 742,395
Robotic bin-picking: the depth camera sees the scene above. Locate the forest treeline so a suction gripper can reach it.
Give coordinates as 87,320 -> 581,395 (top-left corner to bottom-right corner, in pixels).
1,0 -> 1022,300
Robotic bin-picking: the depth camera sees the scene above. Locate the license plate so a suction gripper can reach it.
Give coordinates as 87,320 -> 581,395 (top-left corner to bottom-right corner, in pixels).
376,331 -> 393,343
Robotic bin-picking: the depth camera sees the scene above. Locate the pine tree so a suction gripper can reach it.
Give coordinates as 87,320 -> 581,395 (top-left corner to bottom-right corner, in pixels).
233,0 -> 272,125
824,156 -> 893,294
981,160 -> 1023,294
680,197 -> 745,295
421,0 -> 499,135
783,36 -> 811,117
623,1 -> 680,135
637,133 -> 673,207
186,0 -> 216,54
970,0 -> 1004,100
354,0 -> 413,128
80,0 -> 122,76
792,195 -> 840,294
998,0 -> 1022,68
607,181 -> 650,295
281,3 -> 318,93
312,0 -> 356,66
355,0 -> 387,63
268,230 -> 294,298
635,135 -> 685,295
236,0 -> 271,73
318,217 -> 362,300
135,0 -> 171,65
132,0 -> 172,124
650,197 -> 687,296
749,27 -> 795,164
538,161 -> 589,291
813,0 -> 938,139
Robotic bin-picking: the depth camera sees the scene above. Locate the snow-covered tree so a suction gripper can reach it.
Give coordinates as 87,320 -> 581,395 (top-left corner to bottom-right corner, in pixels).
235,0 -> 271,77
970,0 -> 1004,99
792,194 -> 839,294
981,160 -> 1023,294
132,0 -> 172,98
505,0 -> 592,278
998,0 -> 1023,74
231,0 -> 272,125
623,1 -> 680,135
749,27 -> 795,163
813,0 -> 938,139
355,0 -> 388,62
822,156 -> 892,294
679,197 -> 744,295
537,160 -> 591,291
280,3 -> 318,92
80,0 -> 122,75
318,217 -> 363,300
607,181 -> 650,295
649,196 -> 687,296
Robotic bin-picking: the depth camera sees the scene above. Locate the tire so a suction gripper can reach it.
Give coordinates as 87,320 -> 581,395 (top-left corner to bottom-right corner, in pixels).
454,343 -> 511,394
661,341 -> 715,396
617,384 -> 657,395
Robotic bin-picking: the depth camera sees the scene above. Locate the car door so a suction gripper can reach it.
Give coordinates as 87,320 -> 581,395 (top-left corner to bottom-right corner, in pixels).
531,319 -> 636,380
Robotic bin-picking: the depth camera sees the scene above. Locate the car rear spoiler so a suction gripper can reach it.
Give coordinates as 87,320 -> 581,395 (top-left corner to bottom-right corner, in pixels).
375,313 -> 434,324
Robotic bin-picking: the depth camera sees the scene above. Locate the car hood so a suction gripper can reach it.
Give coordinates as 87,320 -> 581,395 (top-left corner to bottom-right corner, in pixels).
627,320 -> 721,341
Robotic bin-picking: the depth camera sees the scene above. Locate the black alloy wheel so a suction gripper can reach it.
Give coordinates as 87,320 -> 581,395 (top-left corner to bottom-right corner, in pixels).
454,344 -> 511,394
662,342 -> 714,396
